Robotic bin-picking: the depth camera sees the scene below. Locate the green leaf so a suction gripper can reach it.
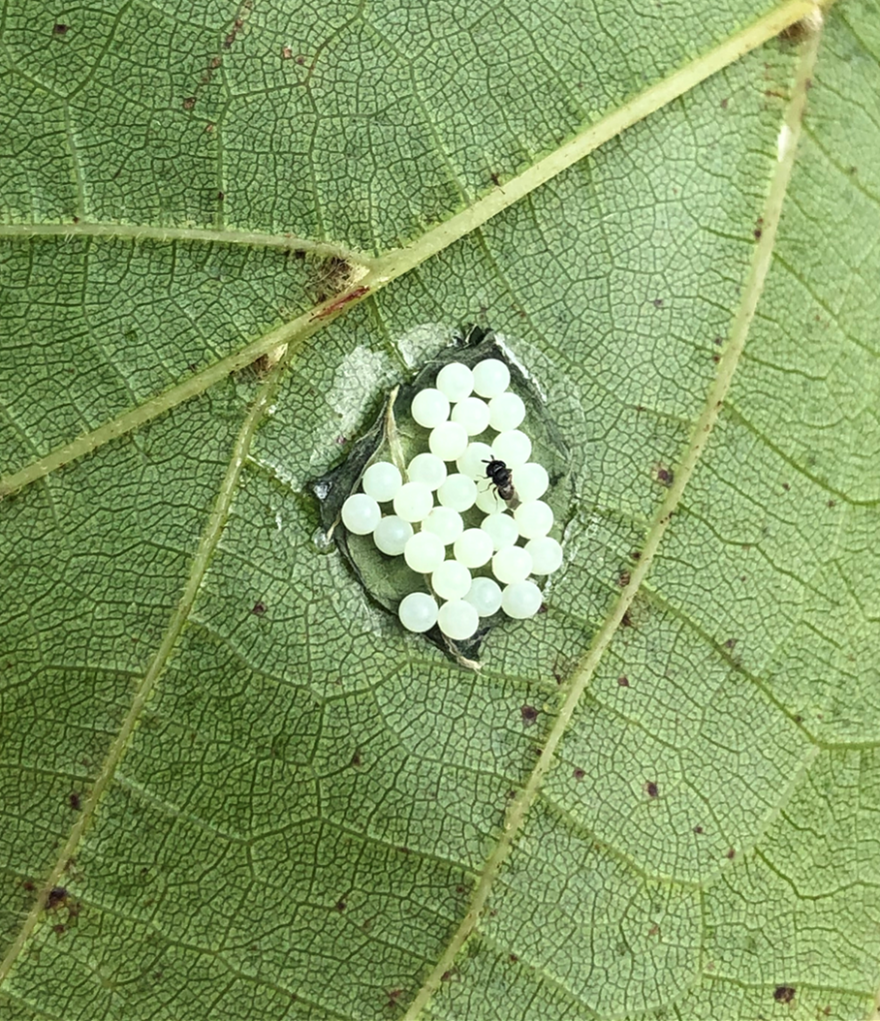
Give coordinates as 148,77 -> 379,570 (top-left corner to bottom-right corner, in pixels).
1,2 -> 879,1020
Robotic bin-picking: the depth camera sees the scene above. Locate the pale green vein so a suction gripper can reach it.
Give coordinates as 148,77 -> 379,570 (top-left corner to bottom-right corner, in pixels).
0,365 -> 284,986
402,12 -> 825,1019
0,220 -> 370,263
0,0 -> 816,500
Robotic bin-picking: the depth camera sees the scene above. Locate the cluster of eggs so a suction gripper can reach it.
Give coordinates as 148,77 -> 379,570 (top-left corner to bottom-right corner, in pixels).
340,358 -> 563,641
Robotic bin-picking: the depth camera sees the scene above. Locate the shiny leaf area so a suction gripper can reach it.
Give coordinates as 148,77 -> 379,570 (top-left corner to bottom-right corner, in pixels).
1,2 -> 879,1020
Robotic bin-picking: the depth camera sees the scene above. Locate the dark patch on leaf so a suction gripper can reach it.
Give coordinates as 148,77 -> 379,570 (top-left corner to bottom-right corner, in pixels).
646,781 -> 659,798
251,601 -> 266,615
773,986 -> 796,1003
47,887 -> 68,910
617,675 -> 629,687
653,463 -> 674,487
573,768 -> 585,781
68,792 -> 81,810
520,705 -> 538,726
52,23 -> 69,34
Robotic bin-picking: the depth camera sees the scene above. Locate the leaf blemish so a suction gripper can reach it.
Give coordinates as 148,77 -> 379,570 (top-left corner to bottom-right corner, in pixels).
520,705 -> 538,726
46,887 -> 68,910
645,781 -> 659,798
773,986 -> 795,1004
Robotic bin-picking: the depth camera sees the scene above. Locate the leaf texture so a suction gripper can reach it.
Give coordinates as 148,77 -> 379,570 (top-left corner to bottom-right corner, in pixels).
1,2 -> 879,1020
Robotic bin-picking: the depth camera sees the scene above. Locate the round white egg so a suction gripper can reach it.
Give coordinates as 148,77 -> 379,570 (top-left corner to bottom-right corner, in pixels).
429,421 -> 469,461
373,515 -> 413,555
436,362 -> 474,402
501,580 -> 543,619
514,500 -> 554,539
421,505 -> 464,545
341,493 -> 381,535
393,481 -> 434,522
406,452 -> 447,490
451,396 -> 491,436
491,545 -> 533,584
492,429 -> 531,467
488,391 -> 525,431
411,387 -> 451,429
437,599 -> 480,640
398,592 -> 439,632
456,441 -> 494,480
514,462 -> 549,501
431,560 -> 472,601
362,461 -> 402,503
404,531 -> 446,573
464,577 -> 503,617
437,473 -> 477,512
472,358 -> 511,398
453,528 -> 494,569
525,536 -> 563,575
480,512 -> 519,550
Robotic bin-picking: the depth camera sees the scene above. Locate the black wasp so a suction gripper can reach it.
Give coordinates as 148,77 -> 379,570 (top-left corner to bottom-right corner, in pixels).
484,459 -> 517,503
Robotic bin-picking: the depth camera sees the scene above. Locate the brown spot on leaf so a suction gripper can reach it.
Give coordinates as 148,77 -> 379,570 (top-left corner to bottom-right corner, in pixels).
53,23 -> 69,34
251,601 -> 266,615
646,781 -> 659,798
653,464 -> 674,487
573,768 -> 585,781
69,792 -> 81,810
773,986 -> 795,1004
183,96 -> 196,110
47,887 -> 68,910
520,705 -> 538,726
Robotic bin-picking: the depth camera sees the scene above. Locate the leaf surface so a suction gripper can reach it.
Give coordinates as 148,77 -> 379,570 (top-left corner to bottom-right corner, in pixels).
1,3 -> 879,1020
